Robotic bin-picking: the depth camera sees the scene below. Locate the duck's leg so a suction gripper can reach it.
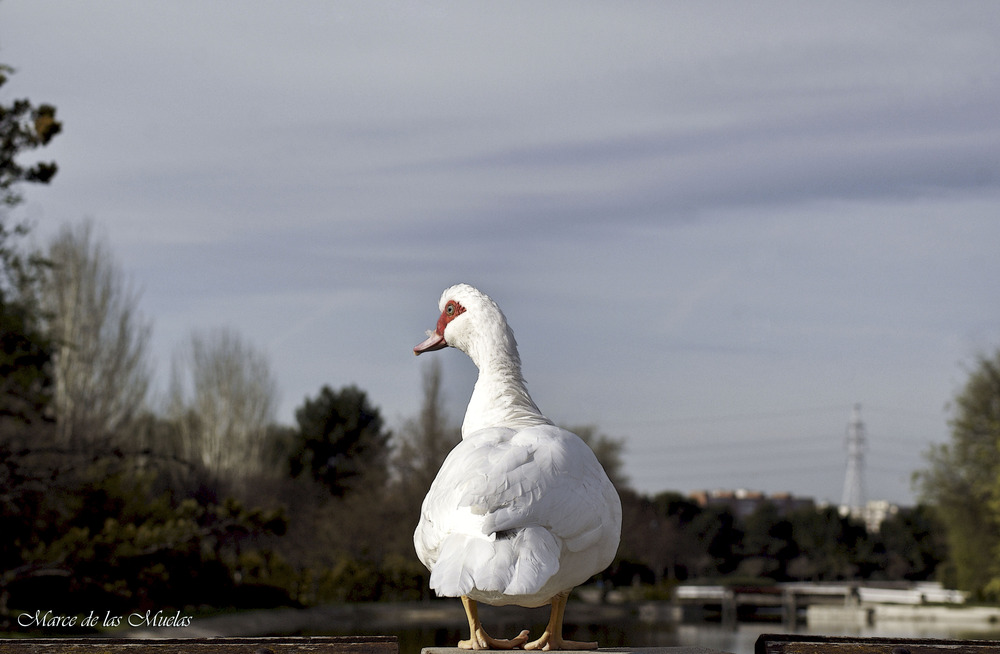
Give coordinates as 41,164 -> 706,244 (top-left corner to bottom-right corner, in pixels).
524,591 -> 597,651
458,595 -> 531,650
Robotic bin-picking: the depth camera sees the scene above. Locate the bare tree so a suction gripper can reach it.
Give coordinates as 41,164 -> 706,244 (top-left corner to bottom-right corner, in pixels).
40,220 -> 151,446
393,358 -> 461,496
168,327 -> 277,485
568,424 -> 630,491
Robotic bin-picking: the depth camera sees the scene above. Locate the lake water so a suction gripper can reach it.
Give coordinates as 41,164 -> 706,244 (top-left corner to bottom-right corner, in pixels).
320,602 -> 1000,654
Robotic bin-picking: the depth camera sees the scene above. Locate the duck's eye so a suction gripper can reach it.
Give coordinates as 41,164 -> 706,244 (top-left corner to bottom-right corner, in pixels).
446,302 -> 455,316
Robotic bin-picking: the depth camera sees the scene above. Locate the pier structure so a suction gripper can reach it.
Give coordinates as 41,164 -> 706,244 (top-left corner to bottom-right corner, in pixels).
671,581 -> 966,626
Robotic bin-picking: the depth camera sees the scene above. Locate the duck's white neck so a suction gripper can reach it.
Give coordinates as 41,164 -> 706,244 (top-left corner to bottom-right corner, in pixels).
460,327 -> 552,438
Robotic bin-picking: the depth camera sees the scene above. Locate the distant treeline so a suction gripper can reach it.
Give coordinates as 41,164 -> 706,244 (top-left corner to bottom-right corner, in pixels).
0,377 -> 946,629
611,488 -> 943,589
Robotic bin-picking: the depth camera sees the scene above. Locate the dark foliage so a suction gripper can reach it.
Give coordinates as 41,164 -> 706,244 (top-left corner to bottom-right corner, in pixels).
0,64 -> 59,435
0,444 -> 291,625
610,493 -> 946,589
286,385 -> 392,497
1,64 -> 61,209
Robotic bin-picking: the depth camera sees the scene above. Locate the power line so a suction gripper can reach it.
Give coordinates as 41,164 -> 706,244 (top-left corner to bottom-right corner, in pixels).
617,404 -> 850,428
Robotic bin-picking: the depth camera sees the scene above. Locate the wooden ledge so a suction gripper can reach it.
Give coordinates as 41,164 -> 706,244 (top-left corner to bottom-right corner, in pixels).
422,648 -> 729,654
756,633 -> 1000,654
0,636 -> 397,653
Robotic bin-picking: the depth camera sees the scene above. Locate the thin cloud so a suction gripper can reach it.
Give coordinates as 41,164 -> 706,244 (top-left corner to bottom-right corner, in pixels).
3,2 -> 999,505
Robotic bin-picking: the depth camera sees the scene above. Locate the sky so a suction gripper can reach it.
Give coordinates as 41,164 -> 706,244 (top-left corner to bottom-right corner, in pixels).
2,2 -> 999,506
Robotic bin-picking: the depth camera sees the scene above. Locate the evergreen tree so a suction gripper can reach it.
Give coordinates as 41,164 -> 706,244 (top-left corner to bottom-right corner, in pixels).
0,63 -> 61,434
288,385 -> 391,496
0,63 -> 60,211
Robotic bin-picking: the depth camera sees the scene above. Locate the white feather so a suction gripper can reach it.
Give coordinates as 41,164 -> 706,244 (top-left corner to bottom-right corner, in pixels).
413,284 -> 622,608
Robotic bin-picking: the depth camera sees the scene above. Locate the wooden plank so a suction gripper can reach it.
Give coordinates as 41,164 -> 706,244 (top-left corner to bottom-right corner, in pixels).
424,649 -> 730,654
0,636 -> 397,654
756,633 -> 1000,654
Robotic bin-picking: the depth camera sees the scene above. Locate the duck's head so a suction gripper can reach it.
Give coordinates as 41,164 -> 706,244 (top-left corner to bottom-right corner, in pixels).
413,284 -> 516,366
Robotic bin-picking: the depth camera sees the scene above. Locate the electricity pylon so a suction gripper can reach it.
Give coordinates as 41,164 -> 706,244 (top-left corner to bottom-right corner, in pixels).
840,403 -> 867,517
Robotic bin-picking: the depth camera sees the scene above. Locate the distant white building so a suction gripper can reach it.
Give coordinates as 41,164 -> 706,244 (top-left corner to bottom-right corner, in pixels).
839,499 -> 899,533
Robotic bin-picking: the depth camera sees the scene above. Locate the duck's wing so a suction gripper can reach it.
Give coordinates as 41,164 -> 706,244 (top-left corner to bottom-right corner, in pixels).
460,425 -> 615,550
414,425 -> 617,598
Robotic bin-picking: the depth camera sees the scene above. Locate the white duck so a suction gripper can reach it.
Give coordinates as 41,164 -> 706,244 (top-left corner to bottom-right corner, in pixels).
413,284 -> 622,651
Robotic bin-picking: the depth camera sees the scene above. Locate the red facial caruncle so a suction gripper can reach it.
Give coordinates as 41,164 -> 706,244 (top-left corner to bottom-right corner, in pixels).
413,299 -> 466,355
436,300 -> 466,334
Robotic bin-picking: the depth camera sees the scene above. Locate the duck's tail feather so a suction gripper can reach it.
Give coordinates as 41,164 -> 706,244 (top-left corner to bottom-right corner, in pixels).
429,527 -> 559,598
